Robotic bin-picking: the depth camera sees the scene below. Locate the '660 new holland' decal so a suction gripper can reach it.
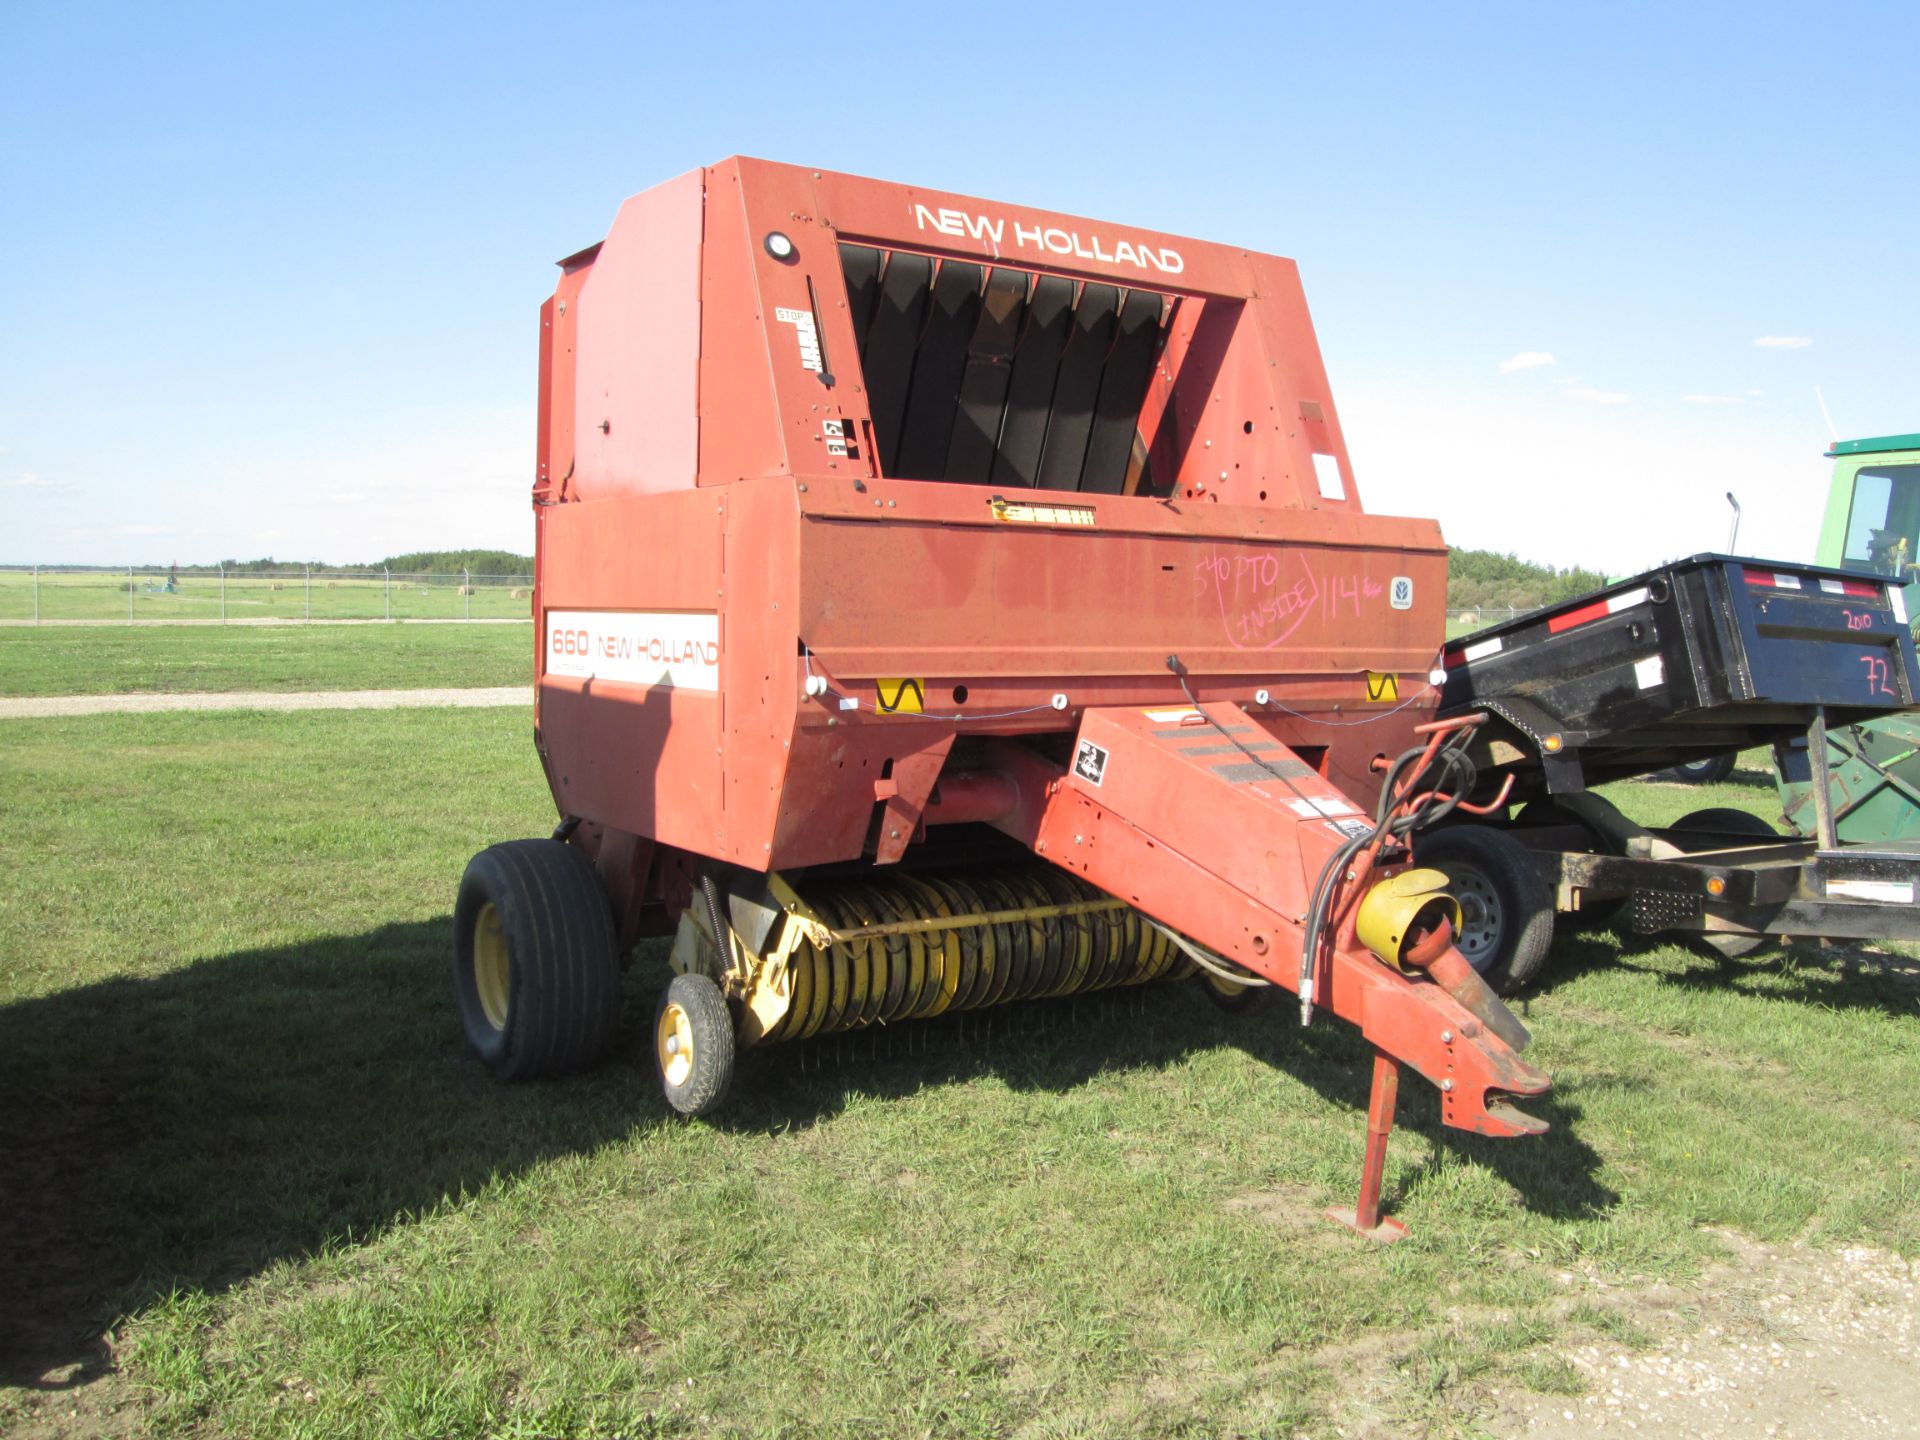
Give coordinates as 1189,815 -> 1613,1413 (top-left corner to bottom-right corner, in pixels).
545,611 -> 719,691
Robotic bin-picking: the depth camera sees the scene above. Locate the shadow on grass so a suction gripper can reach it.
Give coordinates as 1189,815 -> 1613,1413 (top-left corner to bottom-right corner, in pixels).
0,919 -> 670,1392
0,925 -> 1612,1394
718,981 -> 1615,1226
1525,926 -> 1920,1022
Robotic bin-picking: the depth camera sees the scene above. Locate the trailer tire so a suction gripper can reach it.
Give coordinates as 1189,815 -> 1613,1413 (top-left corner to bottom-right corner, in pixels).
655,972 -> 735,1117
1667,752 -> 1738,785
453,839 -> 623,1081
1671,808 -> 1781,959
1416,826 -> 1555,996
1512,800 -> 1628,934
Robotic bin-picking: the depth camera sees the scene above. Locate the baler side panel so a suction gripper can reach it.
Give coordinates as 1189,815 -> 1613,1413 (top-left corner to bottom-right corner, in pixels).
699,159 -> 878,491
796,512 -> 1447,680
572,167 -> 704,499
536,491 -> 725,850
1246,253 -> 1361,513
718,479 -> 805,866
536,257 -> 594,501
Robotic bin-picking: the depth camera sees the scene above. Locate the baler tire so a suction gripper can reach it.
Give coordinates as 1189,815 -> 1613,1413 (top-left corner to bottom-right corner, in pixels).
1671,808 -> 1781,959
1416,825 -> 1555,997
453,839 -> 623,1081
655,972 -> 735,1117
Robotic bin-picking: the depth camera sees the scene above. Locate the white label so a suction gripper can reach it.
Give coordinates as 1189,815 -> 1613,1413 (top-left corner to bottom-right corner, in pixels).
1390,576 -> 1414,610
1143,707 -> 1203,723
545,610 -> 719,690
1312,452 -> 1346,500
774,305 -> 823,372
1893,588 -> 1910,625
1607,587 -> 1649,613
1462,636 -> 1504,663
1827,878 -> 1914,903
1634,654 -> 1665,689
1286,795 -> 1360,818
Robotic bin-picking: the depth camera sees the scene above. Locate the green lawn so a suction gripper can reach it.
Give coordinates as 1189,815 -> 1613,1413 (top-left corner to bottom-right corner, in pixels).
0,716 -> 1914,1438
0,569 -> 532,623
0,623 -> 533,697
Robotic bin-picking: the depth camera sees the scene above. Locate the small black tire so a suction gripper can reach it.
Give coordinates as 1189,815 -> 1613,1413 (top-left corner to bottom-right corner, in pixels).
654,972 -> 735,1117
1671,808 -> 1781,958
1196,968 -> 1266,1013
1415,825 -> 1556,996
1668,753 -> 1738,785
453,839 -> 622,1080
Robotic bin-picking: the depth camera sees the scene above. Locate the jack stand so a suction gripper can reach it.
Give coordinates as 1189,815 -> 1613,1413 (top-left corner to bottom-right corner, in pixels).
1326,1051 -> 1408,1242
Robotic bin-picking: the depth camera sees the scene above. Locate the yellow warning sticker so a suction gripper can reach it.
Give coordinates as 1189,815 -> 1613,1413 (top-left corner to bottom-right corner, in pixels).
876,678 -> 926,714
1365,671 -> 1399,703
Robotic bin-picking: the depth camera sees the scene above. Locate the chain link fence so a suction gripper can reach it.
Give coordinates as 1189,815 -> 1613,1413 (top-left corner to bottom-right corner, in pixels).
0,566 -> 534,624
1445,606 -> 1532,637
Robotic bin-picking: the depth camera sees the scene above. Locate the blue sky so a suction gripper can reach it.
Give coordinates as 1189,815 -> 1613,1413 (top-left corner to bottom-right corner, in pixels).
3,1 -> 1915,571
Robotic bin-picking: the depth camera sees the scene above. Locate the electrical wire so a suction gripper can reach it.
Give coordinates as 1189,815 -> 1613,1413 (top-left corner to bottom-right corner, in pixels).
801,647 -> 1064,722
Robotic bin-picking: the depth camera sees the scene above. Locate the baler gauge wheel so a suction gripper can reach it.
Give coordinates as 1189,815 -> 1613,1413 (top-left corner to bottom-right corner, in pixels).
452,839 -> 623,1081
1415,826 -> 1555,997
1197,969 -> 1263,1012
655,972 -> 735,1117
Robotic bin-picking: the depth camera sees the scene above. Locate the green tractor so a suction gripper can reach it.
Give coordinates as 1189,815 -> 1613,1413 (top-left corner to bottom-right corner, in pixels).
1775,432 -> 1920,840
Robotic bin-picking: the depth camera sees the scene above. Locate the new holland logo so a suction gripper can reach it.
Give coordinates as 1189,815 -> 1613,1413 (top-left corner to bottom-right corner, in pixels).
913,205 -> 1186,276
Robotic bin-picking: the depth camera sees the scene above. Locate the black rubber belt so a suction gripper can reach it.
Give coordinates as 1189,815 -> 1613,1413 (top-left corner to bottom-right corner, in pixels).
944,268 -> 1030,485
1034,283 -> 1120,493
989,274 -> 1075,490
895,260 -> 985,480
1078,290 -> 1164,494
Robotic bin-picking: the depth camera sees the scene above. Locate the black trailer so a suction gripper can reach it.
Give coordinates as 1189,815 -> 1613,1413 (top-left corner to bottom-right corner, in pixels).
1415,554 -> 1920,991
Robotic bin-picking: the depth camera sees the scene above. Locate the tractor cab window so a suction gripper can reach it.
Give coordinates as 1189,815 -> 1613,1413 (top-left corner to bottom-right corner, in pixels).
1842,463 -> 1920,581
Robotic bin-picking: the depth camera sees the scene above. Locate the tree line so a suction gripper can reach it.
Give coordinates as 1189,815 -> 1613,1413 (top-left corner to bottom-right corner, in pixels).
1446,547 -> 1607,613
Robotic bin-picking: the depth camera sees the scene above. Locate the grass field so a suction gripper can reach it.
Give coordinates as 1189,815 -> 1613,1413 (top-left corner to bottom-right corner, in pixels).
0,569 -> 532,624
1,701 -> 1915,1436
0,624 -> 533,697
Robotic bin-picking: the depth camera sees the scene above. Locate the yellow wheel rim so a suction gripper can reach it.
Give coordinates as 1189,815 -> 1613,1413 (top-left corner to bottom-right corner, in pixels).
1202,970 -> 1250,1000
473,902 -> 511,1031
657,1001 -> 695,1088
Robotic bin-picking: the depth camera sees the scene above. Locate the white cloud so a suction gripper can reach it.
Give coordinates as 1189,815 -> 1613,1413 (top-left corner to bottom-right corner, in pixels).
328,491 -> 370,504
112,523 -> 179,537
1753,336 -> 1812,349
1682,393 -> 1745,405
1498,350 -> 1557,375
1565,386 -> 1630,405
12,471 -> 58,487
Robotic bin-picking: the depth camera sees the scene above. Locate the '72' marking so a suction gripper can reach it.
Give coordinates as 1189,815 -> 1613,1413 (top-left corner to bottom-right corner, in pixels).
1861,654 -> 1898,697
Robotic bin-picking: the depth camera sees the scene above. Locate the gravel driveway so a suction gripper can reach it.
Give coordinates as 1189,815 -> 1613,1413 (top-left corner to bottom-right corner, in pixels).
0,687 -> 530,718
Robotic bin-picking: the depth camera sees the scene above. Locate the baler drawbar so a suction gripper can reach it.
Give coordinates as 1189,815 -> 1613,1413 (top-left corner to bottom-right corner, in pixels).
452,158 -> 1550,1239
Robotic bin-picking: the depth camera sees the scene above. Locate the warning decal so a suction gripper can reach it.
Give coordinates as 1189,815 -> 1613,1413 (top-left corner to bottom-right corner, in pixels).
1365,671 -> 1399,702
876,678 -> 926,714
1072,739 -> 1109,787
